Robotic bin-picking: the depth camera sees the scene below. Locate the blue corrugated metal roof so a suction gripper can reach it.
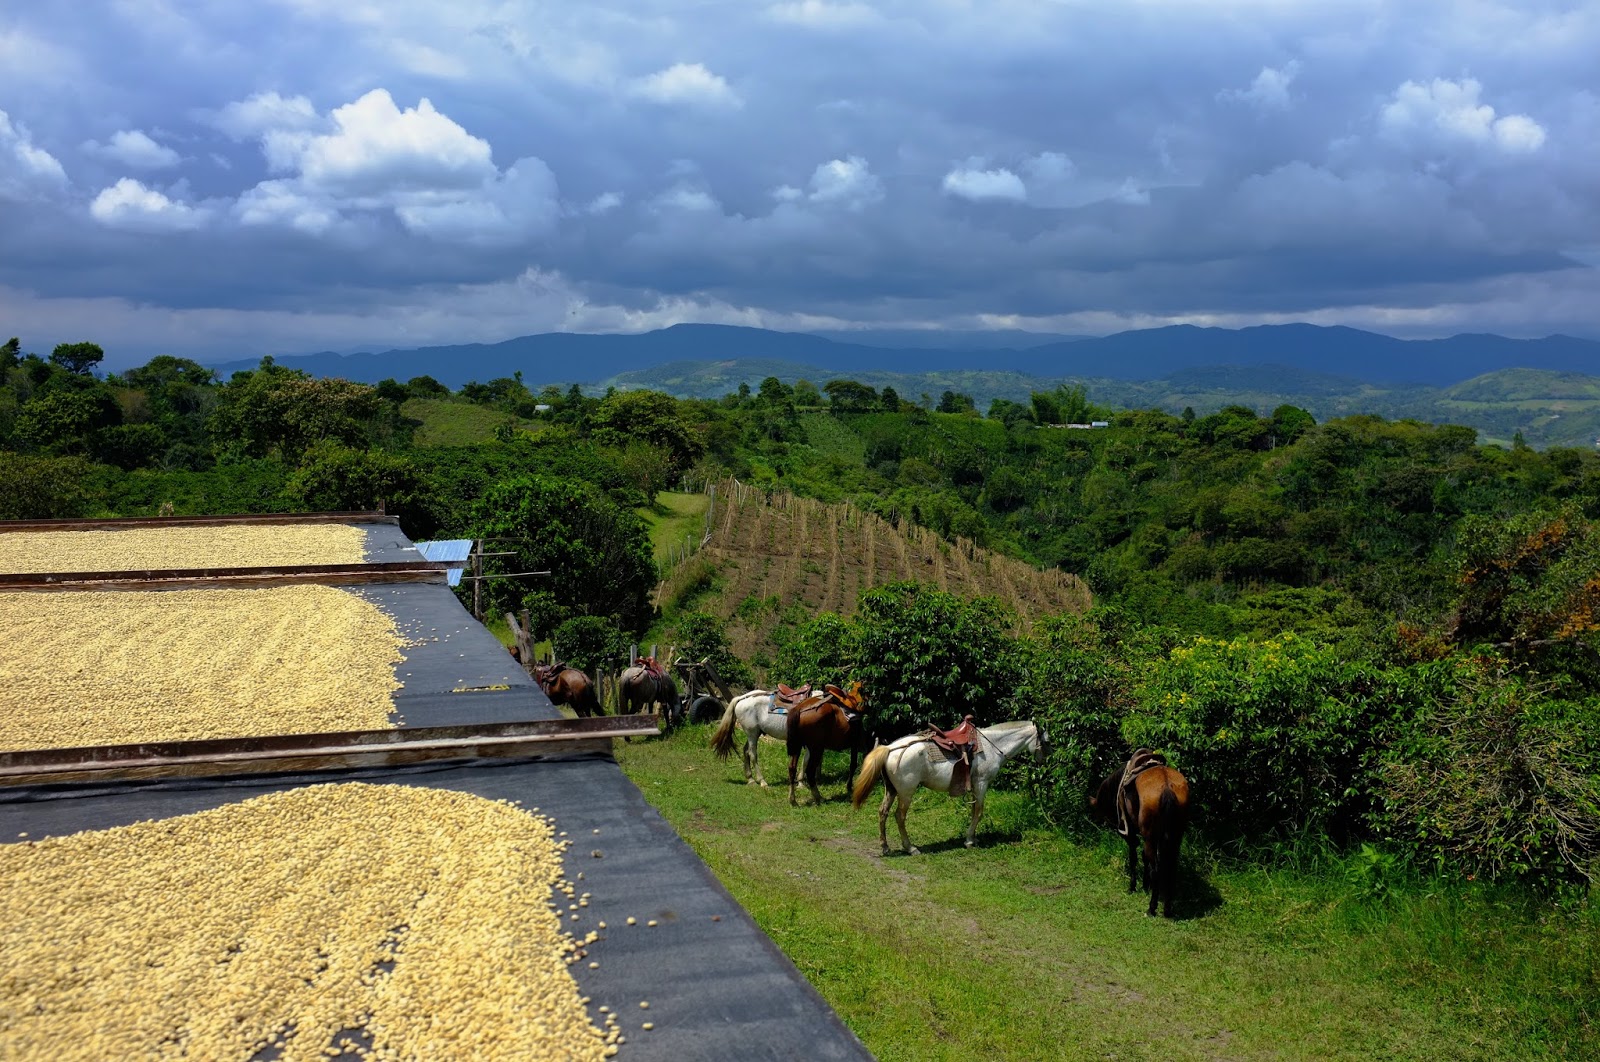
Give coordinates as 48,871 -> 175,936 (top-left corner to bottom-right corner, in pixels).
415,539 -> 473,587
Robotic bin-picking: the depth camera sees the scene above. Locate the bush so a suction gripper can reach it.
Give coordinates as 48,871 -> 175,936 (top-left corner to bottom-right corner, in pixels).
852,581 -> 1022,736
772,612 -> 860,690
1017,609 -> 1149,821
0,453 -> 93,519
669,611 -> 753,688
1374,665 -> 1600,886
551,615 -> 629,676
1123,632 -> 1408,839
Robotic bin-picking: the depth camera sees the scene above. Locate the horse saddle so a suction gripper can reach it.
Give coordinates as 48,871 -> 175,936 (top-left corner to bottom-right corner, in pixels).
928,715 -> 979,796
1115,748 -> 1167,838
639,656 -> 667,680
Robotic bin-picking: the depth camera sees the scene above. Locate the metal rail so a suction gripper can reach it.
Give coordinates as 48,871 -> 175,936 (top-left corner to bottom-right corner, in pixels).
0,715 -> 661,786
0,559 -> 453,591
0,511 -> 398,533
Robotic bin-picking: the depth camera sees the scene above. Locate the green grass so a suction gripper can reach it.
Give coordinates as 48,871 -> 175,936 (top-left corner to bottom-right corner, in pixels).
400,397 -> 538,446
616,727 -> 1598,1061
638,491 -> 710,567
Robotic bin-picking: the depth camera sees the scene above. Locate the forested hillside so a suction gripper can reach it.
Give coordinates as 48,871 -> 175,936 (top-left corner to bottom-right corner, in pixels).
4,337 -> 1599,893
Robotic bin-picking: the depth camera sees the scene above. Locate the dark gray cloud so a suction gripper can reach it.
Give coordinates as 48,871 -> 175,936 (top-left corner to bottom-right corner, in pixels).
0,0 -> 1596,366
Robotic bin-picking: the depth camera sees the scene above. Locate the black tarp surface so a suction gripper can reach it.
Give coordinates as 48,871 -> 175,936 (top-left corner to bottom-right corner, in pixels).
0,754 -> 873,1061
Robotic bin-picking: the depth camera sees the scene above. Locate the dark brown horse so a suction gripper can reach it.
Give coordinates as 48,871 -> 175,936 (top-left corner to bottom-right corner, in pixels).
1090,750 -> 1190,917
532,662 -> 604,718
784,683 -> 872,806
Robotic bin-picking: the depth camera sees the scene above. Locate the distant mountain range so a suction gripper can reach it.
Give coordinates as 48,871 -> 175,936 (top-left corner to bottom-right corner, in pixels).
208,322 -> 1600,390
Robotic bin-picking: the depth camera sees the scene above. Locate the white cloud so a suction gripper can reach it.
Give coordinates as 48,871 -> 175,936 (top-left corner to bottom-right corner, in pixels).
89,178 -> 207,231
205,92 -> 322,141
941,162 -> 1026,202
585,191 -> 623,215
233,180 -> 340,235
0,109 -> 67,201
84,129 -> 181,169
1380,78 -> 1547,154
1219,61 -> 1301,111
631,63 -> 741,109
653,186 -> 720,213
771,184 -> 804,202
231,89 -> 559,244
287,89 -> 496,195
766,1 -> 879,28
806,156 -> 882,209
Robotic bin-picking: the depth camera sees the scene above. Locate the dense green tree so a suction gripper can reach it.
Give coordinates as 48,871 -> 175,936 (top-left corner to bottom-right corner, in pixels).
552,615 -> 630,675
470,475 -> 656,634
824,379 -> 879,412
49,342 -> 105,376
209,363 -> 398,462
590,390 -> 705,476
0,337 -> 20,372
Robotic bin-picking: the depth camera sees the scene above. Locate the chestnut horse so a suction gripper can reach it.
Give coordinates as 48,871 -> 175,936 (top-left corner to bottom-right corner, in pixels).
1090,750 -> 1190,918
784,683 -> 871,807
531,662 -> 604,718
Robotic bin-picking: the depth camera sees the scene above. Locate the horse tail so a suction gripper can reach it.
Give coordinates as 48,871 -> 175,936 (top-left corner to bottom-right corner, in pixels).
1157,784 -> 1184,909
710,696 -> 739,758
851,744 -> 890,809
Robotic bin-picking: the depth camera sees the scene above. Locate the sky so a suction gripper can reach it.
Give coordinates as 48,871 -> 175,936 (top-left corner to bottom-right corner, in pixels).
1,1 -> 1598,367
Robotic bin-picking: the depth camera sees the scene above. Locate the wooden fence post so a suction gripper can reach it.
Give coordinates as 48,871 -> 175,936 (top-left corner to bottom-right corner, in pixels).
471,540 -> 484,621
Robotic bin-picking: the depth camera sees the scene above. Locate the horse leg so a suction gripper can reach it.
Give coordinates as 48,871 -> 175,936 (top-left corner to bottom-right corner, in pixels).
788,751 -> 800,807
806,747 -> 823,806
965,787 -> 986,849
749,732 -> 768,787
739,732 -> 756,785
1143,835 -> 1160,916
877,788 -> 894,856
896,791 -> 919,855
1125,836 -> 1139,893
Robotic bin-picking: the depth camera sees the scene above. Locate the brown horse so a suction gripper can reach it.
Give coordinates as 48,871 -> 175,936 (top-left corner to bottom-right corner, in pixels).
1090,750 -> 1190,917
619,662 -> 681,728
531,662 -> 604,718
784,683 -> 871,807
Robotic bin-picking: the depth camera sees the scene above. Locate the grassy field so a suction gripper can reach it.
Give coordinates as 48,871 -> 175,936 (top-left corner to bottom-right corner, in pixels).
616,726 -> 1597,1061
400,397 -> 539,446
640,491 -> 711,567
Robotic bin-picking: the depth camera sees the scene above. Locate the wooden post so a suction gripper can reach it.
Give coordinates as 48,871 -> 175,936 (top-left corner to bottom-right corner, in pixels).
471,540 -> 483,621
504,611 -> 534,674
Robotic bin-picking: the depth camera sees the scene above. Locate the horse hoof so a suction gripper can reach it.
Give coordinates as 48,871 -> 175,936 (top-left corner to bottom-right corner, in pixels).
880,847 -> 891,857
963,840 -> 975,849
907,847 -> 921,856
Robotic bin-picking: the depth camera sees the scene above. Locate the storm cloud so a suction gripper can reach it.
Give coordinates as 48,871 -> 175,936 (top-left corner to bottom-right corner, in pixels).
0,1 -> 1595,365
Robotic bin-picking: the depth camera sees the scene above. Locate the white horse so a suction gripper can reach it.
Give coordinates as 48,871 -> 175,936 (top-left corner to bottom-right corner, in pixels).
851,720 -> 1044,855
709,689 -> 793,787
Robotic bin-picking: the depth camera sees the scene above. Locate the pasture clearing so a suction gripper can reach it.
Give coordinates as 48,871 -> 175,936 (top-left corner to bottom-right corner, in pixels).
400,397 -> 539,447
640,491 -> 711,569
618,726 -> 1598,1061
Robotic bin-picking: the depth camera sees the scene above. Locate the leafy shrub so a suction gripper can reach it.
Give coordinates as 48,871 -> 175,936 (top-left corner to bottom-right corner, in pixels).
1017,609 -> 1150,821
772,612 -> 860,690
669,611 -> 752,688
280,442 -> 439,538
1123,633 -> 1408,839
0,452 -> 93,519
1374,666 -> 1600,885
551,615 -> 629,676
852,581 -> 1021,736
